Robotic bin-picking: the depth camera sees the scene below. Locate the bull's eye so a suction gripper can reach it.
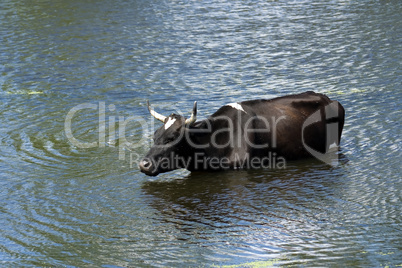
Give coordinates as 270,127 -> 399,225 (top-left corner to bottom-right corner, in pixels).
163,137 -> 176,144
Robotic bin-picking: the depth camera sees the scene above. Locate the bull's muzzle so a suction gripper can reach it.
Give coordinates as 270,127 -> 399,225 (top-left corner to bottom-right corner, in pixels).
139,158 -> 158,176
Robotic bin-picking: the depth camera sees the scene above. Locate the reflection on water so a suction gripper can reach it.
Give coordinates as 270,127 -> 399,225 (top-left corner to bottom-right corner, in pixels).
143,158 -> 387,266
0,0 -> 401,267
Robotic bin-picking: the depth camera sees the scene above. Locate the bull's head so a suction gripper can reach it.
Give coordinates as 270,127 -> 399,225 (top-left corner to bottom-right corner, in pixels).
139,101 -> 197,176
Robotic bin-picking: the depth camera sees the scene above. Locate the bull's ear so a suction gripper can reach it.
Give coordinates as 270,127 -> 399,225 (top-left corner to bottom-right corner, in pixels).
185,101 -> 197,125
190,120 -> 209,134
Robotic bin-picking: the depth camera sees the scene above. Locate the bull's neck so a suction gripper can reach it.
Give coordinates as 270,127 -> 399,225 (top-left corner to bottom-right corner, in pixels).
186,118 -> 226,158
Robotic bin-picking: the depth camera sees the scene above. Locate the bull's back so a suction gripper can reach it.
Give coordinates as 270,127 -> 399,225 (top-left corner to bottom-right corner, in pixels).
241,91 -> 331,117
241,91 -> 345,160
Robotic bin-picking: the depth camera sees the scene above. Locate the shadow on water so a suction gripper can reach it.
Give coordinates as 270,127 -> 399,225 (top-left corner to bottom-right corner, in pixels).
142,155 -> 348,229
141,155 -> 355,265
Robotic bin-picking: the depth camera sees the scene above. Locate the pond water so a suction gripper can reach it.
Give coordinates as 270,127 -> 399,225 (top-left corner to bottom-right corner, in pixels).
0,0 -> 401,267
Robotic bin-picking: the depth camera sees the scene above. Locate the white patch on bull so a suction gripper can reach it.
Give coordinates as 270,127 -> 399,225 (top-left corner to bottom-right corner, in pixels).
328,142 -> 339,152
226,103 -> 247,113
164,117 -> 177,130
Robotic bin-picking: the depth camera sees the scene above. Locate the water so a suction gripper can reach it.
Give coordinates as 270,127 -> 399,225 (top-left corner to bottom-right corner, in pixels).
0,0 -> 401,267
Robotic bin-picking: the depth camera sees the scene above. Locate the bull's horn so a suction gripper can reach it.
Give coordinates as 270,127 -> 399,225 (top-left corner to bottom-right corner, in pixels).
147,101 -> 167,122
185,101 -> 197,125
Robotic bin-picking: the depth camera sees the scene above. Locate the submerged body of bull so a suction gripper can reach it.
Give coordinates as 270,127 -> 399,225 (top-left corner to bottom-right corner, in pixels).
140,91 -> 345,176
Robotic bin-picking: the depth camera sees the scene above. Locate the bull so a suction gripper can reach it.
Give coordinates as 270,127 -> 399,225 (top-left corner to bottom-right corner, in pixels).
139,91 -> 345,176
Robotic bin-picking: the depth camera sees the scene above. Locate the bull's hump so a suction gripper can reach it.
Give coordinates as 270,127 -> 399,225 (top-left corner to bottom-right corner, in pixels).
226,103 -> 247,113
